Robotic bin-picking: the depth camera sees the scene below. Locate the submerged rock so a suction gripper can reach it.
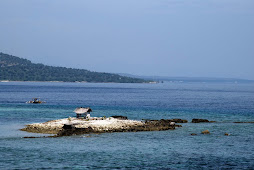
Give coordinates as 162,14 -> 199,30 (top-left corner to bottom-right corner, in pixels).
234,122 -> 254,123
23,135 -> 57,138
201,130 -> 210,134
191,133 -> 197,136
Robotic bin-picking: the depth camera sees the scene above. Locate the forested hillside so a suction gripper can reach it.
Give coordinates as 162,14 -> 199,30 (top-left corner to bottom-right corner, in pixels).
0,53 -> 148,83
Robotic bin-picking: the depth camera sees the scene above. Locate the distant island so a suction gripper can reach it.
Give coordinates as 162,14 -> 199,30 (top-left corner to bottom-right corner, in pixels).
0,52 -> 149,83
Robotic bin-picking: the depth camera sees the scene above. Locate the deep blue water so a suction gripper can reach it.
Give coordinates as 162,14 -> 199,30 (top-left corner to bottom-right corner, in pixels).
0,82 -> 254,169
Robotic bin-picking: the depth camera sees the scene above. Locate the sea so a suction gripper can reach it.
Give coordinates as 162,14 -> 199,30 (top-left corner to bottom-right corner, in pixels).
0,82 -> 253,169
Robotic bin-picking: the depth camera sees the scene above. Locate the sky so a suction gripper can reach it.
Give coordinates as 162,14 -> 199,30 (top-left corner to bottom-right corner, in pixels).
0,0 -> 254,80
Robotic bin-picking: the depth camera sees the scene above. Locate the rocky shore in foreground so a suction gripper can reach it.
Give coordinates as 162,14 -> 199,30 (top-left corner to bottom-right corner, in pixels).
21,117 -> 183,137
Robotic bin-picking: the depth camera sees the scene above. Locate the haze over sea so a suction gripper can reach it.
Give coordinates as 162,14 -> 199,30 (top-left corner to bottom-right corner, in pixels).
0,81 -> 254,169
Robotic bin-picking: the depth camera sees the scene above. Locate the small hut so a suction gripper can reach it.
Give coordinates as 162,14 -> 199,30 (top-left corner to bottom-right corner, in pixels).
74,107 -> 92,118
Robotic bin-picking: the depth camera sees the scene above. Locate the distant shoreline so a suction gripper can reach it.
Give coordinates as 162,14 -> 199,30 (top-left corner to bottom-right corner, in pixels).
1,52 -> 150,83
1,80 -> 253,84
0,80 -> 157,84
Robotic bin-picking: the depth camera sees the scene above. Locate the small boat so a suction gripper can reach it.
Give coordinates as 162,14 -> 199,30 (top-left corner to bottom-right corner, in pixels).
26,98 -> 46,104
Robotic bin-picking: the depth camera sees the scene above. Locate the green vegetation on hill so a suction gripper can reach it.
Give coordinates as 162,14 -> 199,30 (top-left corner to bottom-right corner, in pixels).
0,52 -> 148,83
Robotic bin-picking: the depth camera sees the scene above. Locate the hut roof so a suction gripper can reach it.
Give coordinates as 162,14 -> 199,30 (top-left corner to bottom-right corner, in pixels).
74,107 -> 92,114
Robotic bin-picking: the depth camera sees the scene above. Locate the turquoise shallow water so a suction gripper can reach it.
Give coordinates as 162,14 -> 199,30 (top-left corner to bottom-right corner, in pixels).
0,82 -> 254,169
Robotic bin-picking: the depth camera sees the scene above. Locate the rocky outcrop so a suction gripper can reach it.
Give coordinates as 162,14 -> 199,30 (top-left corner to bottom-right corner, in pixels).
143,119 -> 187,123
170,119 -> 188,123
57,119 -> 178,136
21,124 -> 62,134
21,117 -> 181,136
111,116 -> 128,120
192,119 -> 210,123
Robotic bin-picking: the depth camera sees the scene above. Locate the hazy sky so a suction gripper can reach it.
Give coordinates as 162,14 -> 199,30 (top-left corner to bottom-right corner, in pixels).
0,0 -> 254,79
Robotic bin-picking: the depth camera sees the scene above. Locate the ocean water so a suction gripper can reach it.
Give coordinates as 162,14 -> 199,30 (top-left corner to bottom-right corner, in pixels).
0,82 -> 254,169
